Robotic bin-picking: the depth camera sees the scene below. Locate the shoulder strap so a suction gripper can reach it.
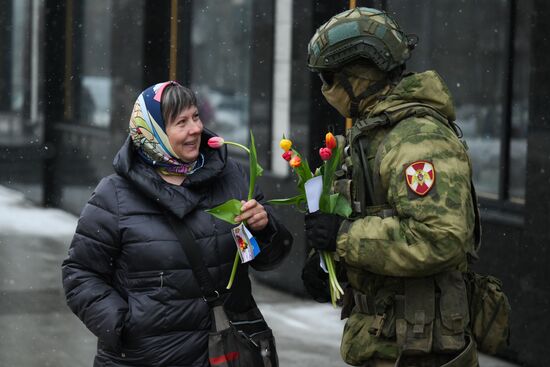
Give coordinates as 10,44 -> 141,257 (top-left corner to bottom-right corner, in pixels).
384,102 -> 449,124
469,180 -> 482,262
165,214 -> 222,304
351,102 -> 451,144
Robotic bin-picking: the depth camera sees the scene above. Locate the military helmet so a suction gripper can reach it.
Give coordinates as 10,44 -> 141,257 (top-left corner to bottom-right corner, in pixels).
308,7 -> 416,72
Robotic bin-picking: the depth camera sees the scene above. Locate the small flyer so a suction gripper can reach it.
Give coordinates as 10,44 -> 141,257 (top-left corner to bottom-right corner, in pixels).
231,223 -> 261,263
304,175 -> 323,213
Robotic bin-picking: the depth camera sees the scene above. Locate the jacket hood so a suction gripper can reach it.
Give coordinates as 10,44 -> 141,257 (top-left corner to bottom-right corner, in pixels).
369,70 -> 456,121
113,128 -> 227,218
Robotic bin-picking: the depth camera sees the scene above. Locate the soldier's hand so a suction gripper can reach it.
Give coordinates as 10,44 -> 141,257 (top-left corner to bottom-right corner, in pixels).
301,251 -> 331,303
304,212 -> 343,252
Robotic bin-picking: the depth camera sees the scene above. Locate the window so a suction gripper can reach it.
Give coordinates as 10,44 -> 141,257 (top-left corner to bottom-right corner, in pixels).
189,0 -> 253,146
509,2 -> 531,203
0,0 -> 44,203
0,0 -> 42,138
387,0 -> 525,203
71,0 -> 113,127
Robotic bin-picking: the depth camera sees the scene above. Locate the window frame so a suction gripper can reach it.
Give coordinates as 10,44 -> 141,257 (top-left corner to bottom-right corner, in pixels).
377,0 -> 526,214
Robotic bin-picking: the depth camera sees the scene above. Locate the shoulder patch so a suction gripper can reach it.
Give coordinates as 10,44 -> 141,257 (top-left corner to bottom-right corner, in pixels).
405,161 -> 435,196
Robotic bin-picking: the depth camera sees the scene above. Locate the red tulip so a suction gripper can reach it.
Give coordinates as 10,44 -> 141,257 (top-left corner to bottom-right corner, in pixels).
319,147 -> 332,161
325,132 -> 336,150
282,151 -> 292,161
208,136 -> 225,149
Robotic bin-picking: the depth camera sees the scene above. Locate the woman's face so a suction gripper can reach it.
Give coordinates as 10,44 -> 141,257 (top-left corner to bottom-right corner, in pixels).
165,105 -> 203,162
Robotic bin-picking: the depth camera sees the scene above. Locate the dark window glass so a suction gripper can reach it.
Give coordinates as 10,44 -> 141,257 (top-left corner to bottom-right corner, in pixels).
387,0 -> 511,199
0,0 -> 44,203
190,0 -> 252,146
509,3 -> 531,203
0,0 -> 39,125
73,0 -> 113,127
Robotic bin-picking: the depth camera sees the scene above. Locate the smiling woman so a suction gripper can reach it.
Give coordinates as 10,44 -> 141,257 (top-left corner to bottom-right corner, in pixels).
163,96 -> 204,164
61,81 -> 293,367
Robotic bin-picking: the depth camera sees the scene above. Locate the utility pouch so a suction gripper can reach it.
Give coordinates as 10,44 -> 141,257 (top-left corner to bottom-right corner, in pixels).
340,285 -> 355,320
464,271 -> 511,354
334,179 -> 353,206
370,289 -> 397,339
396,277 -> 435,355
433,271 -> 469,353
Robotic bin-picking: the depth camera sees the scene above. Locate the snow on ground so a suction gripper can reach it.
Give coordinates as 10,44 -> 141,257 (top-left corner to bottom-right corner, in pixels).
0,185 -> 78,238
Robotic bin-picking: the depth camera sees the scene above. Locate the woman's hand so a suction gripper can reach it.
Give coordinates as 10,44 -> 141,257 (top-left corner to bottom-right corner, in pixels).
234,199 -> 269,231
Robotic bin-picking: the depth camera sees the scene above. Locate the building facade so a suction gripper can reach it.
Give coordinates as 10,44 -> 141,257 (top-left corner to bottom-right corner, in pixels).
1,0 -> 548,365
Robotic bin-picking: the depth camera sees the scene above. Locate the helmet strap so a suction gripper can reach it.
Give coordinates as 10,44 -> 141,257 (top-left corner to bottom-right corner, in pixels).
336,73 -> 388,118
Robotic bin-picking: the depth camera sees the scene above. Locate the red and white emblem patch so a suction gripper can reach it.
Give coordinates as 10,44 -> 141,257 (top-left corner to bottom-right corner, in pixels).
405,161 -> 435,196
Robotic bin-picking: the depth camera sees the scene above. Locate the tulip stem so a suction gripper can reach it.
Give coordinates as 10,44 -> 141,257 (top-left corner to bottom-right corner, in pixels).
226,251 -> 241,289
223,139 -> 253,290
322,250 -> 343,306
224,141 -> 250,154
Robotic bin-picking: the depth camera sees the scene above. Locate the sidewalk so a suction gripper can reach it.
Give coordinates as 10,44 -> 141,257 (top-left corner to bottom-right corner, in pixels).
0,185 -> 519,366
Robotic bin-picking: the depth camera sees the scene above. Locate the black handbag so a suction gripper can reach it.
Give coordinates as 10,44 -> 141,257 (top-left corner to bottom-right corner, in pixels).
166,214 -> 278,367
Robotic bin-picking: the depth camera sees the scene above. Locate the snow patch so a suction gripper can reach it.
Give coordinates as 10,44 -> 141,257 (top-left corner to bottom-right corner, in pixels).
0,185 -> 77,238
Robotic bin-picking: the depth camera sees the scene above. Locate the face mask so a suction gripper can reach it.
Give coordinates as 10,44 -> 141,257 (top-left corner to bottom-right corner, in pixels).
321,64 -> 387,118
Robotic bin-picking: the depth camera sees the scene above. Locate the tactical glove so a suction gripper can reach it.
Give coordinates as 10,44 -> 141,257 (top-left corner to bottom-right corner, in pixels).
301,251 -> 331,303
304,212 -> 343,252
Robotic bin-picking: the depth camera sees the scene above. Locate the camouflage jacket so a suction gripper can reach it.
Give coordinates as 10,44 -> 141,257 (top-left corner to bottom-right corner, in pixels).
336,71 -> 477,364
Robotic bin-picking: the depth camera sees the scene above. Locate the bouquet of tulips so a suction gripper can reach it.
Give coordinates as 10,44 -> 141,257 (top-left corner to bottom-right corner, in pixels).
270,132 -> 351,306
205,131 -> 263,289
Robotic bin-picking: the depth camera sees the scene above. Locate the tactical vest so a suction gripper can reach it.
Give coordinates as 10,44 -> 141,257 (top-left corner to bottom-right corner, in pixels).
338,102 -> 481,252
337,103 -> 482,365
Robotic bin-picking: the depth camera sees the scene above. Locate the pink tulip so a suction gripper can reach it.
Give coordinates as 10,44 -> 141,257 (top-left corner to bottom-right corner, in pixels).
319,147 -> 332,161
208,137 -> 225,149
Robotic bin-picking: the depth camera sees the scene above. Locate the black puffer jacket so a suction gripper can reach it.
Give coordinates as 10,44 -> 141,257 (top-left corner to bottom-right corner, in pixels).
62,131 -> 292,367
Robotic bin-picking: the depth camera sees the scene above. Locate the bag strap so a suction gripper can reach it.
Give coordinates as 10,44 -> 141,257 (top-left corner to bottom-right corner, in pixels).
165,213 -> 222,305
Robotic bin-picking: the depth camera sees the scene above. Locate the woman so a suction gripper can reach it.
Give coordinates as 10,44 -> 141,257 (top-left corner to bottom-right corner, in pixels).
62,81 -> 292,366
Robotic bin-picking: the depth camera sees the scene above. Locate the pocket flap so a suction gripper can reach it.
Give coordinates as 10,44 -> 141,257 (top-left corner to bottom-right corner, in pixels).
436,271 -> 469,333
404,277 -> 435,330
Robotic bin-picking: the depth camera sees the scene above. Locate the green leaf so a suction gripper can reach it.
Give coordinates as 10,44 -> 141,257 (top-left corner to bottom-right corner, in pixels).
248,130 -> 263,200
321,139 -> 342,198
205,199 -> 242,224
333,193 -> 352,218
318,138 -> 349,216
290,148 -> 313,195
319,192 -> 331,213
267,194 -> 306,206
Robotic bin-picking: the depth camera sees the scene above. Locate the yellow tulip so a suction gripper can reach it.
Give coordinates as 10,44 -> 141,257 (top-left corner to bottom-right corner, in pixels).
279,138 -> 292,152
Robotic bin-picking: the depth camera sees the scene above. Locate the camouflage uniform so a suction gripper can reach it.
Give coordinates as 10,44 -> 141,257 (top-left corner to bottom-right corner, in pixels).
335,70 -> 478,366
305,8 -> 480,366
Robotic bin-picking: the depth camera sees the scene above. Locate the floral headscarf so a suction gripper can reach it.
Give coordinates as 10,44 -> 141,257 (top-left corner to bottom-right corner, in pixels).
129,81 -> 204,175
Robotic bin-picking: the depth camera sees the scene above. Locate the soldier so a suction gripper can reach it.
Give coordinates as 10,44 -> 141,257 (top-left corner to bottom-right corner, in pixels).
302,7 -> 481,367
